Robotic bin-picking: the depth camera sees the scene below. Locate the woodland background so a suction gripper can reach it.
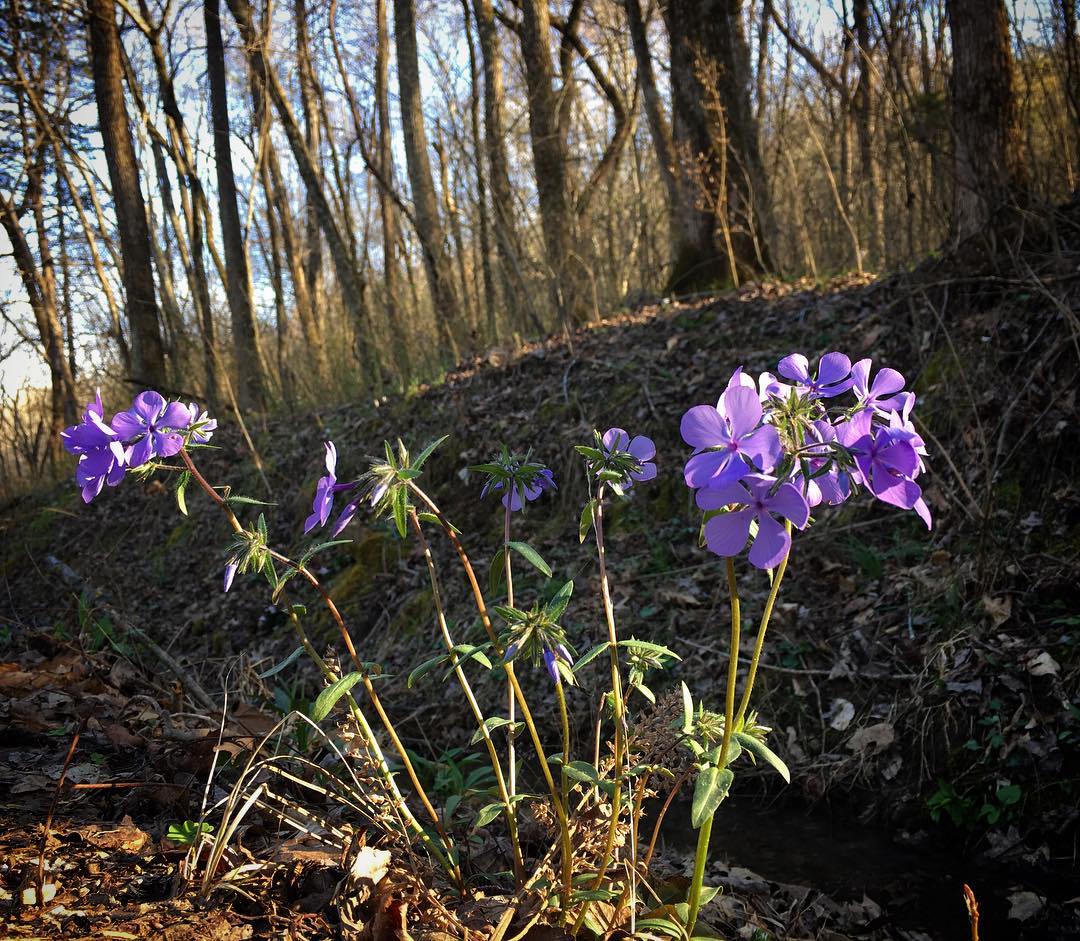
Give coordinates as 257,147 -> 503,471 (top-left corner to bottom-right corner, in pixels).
0,0 -> 1077,482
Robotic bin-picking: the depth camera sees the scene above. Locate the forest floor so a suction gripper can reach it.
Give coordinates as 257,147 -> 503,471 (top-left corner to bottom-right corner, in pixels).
1,242 -> 1079,939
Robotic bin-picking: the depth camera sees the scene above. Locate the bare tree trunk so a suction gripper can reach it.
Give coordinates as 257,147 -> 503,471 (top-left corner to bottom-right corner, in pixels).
473,0 -> 539,334
87,0 -> 166,387
517,0 -> 579,324
945,0 -> 1028,239
462,0 -> 496,342
853,0 -> 883,266
293,0 -> 323,311
1059,0 -> 1080,187
225,0 -> 381,392
206,0 -> 267,410
393,0 -> 463,358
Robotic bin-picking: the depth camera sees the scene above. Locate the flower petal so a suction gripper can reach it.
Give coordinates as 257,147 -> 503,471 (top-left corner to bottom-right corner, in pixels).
777,353 -> 810,383
110,409 -> 146,440
628,435 -> 656,462
765,482 -> 810,529
132,391 -> 165,422
748,512 -> 791,569
680,405 -> 727,449
603,427 -> 630,452
703,508 -> 753,557
722,386 -> 764,439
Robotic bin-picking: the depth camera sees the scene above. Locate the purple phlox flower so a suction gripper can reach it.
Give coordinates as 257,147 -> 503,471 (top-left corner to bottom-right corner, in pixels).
697,474 -> 810,569
836,412 -> 930,527
327,479 -> 383,537
61,391 -> 116,455
186,403 -> 217,444
851,359 -> 908,414
74,442 -> 128,503
777,352 -> 853,398
223,558 -> 239,592
602,427 -> 657,486
793,419 -> 851,508
889,394 -> 928,472
62,392 -> 128,503
305,441 -> 339,534
543,643 -> 574,682
111,390 -> 192,467
483,467 -> 557,511
724,366 -> 790,404
681,385 -> 781,489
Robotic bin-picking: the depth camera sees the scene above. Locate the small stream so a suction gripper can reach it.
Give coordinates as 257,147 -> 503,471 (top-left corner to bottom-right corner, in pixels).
663,797 -> 1068,940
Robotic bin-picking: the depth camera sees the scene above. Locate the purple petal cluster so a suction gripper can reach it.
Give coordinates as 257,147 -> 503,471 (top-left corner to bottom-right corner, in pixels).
63,390 -> 210,503
302,440 -> 372,536
681,352 -> 931,568
601,428 -> 657,488
483,467 -> 557,511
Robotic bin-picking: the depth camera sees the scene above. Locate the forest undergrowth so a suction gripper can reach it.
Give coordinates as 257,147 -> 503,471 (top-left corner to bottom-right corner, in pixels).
1,222 -> 1079,940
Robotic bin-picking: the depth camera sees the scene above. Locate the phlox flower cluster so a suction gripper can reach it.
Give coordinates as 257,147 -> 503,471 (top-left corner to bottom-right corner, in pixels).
62,390 -> 215,503
681,352 -> 930,569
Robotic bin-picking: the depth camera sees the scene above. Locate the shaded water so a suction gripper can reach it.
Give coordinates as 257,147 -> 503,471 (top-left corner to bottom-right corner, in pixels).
664,797 -> 1071,940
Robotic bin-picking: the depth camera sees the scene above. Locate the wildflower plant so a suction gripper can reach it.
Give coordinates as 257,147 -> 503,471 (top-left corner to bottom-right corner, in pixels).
62,350 -> 929,937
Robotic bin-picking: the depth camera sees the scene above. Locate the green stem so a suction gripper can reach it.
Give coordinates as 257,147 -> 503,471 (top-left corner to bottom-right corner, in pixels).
573,486 -> 627,933
554,677 -> 573,918
180,449 -> 460,883
685,557 -> 740,936
408,483 -> 574,899
410,509 -> 525,884
735,523 -> 792,726
504,504 -> 518,802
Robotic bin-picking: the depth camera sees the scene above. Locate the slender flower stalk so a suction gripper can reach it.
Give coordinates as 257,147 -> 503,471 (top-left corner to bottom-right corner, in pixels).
573,485 -> 628,933
503,503 -> 518,803
736,523 -> 792,725
685,558 -> 740,935
179,449 -> 461,885
409,509 -> 525,884
407,481 -> 574,906
553,672 -> 573,917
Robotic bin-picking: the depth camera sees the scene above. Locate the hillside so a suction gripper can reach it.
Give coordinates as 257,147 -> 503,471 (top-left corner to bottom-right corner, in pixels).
2,263 -> 1078,940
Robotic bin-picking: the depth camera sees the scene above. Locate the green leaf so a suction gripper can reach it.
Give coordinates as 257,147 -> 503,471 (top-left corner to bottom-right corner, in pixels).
734,732 -> 790,783
258,646 -> 305,680
508,541 -> 552,578
579,498 -> 597,543
572,641 -> 610,674
547,580 -> 574,620
166,820 -> 213,845
175,470 -> 190,516
299,539 -> 353,566
470,716 -> 515,745
681,682 -> 694,734
392,487 -> 408,538
418,511 -> 459,533
489,549 -> 506,595
619,639 -> 682,660
311,672 -> 364,722
691,766 -> 733,828
408,655 -> 448,688
412,435 -> 449,470
562,760 -> 602,785
474,802 -> 503,829
225,495 -> 277,507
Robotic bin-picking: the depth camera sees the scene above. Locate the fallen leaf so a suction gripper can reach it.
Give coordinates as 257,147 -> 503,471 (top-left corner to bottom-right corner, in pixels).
847,722 -> 896,752
1027,651 -> 1060,677
1007,890 -> 1044,922
827,699 -> 855,731
982,595 -> 1011,628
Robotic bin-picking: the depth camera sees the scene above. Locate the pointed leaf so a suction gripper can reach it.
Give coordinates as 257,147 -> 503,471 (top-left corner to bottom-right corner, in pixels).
734,732 -> 790,783
579,499 -> 597,543
691,766 -> 733,828
311,672 -> 364,722
508,541 -> 552,578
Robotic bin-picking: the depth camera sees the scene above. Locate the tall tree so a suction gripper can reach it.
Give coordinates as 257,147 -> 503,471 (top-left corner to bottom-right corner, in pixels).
293,0 -> 323,309
393,0 -> 463,358
87,0 -> 166,387
472,0 -> 537,333
225,0 -> 382,391
945,0 -> 1027,239
662,0 -> 772,289
517,0 -> 578,324
205,0 -> 267,409
853,0 -> 884,265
